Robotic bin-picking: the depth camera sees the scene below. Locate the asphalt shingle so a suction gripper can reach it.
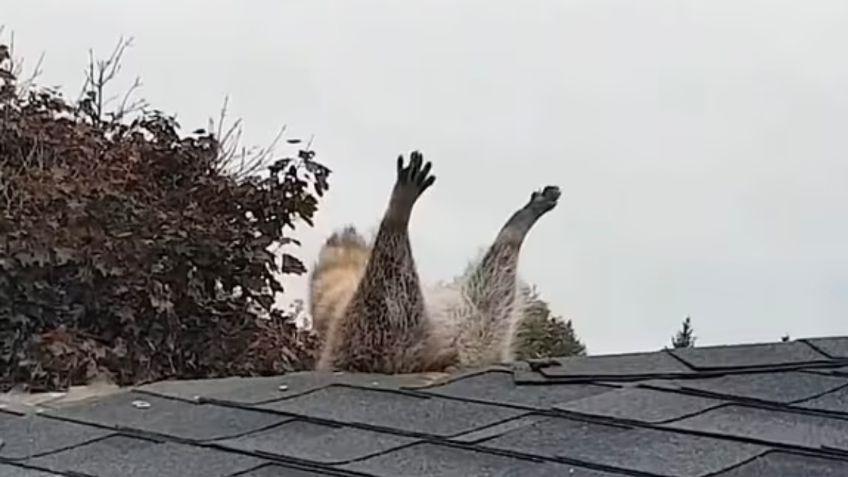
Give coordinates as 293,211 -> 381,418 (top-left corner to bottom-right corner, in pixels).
716,451 -> 848,476
0,411 -> 110,460
234,464 -> 341,476
47,391 -> 288,441
483,415 -> 765,476
653,371 -> 847,403
805,337 -> 848,359
258,385 -> 524,436
537,351 -> 693,379
795,385 -> 848,414
554,387 -> 723,423
26,434 -> 265,477
0,463 -> 64,476
215,419 -> 417,464
668,404 -> 848,451
420,370 -> 613,408
669,341 -> 828,370
449,415 -> 550,443
137,372 -> 439,405
342,442 -> 622,477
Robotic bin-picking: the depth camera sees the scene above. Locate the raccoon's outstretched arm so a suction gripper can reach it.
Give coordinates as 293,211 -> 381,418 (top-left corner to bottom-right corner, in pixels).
318,151 -> 452,373
456,186 -> 561,364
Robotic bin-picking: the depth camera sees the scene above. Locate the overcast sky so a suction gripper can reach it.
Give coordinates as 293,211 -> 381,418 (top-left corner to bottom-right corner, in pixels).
7,0 -> 848,354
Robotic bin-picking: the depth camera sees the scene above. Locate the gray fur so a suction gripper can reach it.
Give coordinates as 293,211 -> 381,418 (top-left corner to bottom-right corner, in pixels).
315,152 -> 560,373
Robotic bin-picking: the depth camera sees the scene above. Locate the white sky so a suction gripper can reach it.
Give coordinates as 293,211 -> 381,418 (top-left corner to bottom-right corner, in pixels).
6,0 -> 848,354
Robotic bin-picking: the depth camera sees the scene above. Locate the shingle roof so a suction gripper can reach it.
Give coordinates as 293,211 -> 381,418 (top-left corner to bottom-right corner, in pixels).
2,336 -> 848,476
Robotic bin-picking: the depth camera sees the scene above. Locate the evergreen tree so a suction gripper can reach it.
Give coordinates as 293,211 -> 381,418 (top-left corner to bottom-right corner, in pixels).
671,316 -> 696,348
514,286 -> 586,359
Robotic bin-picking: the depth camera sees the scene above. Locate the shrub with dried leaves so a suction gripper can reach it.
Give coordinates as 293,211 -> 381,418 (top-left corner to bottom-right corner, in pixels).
0,38 -> 329,392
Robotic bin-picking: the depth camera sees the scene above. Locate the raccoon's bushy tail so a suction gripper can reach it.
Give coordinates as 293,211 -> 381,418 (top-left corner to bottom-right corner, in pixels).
308,226 -> 371,338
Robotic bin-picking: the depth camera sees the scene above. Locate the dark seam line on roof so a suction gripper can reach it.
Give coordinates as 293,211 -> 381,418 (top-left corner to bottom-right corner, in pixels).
403,387 -> 568,411
35,409 -> 293,446
0,460 -> 79,477
439,441 -> 660,477
634,383 -> 848,422
206,396 -> 534,440
789,381 -> 848,405
0,408 -> 25,417
540,405 -> 848,460
236,382 -> 448,408
799,338 -> 840,359
822,445 -> 848,456
536,361 -> 848,384
790,405 -> 848,421
466,441 -> 666,477
207,439 -> 409,468
799,367 -> 848,377
129,388 -> 203,404
0,432 -> 132,463
132,385 -> 332,406
228,462 -> 366,477
679,360 -> 846,373
509,374 -> 632,385
635,381 -> 824,409
544,402 -> 726,427
399,367 -> 510,390
662,348 -> 700,370
698,450 -> 768,477
701,448 -> 848,477
444,413 -> 546,440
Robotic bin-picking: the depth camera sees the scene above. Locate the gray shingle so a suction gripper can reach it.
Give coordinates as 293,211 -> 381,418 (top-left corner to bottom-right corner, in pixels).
669,341 -> 827,370
805,337 -> 848,359
479,416 -> 629,459
817,365 -> 848,376
796,385 -> 848,414
135,376 -> 296,404
554,387 -> 723,423
483,416 -> 765,476
26,434 -> 264,477
0,412 -> 110,460
668,404 -> 848,451
47,391 -> 288,441
0,463 -> 64,476
657,371 -> 848,403
421,370 -> 613,408
235,464 -> 338,476
215,419 -> 417,464
450,415 -> 550,443
137,371 -> 436,405
716,451 -> 848,476
258,385 -> 523,436
342,442 -> 620,477
539,351 -> 693,378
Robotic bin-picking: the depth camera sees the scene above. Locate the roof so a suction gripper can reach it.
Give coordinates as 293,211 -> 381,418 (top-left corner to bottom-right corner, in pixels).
2,336 -> 848,476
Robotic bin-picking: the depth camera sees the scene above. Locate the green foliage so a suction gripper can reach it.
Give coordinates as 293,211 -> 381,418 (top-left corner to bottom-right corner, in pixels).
0,39 -> 328,391
514,286 -> 586,360
671,316 -> 696,348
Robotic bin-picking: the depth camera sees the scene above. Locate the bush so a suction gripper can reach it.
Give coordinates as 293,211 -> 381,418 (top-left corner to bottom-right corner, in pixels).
514,286 -> 586,359
0,38 -> 329,392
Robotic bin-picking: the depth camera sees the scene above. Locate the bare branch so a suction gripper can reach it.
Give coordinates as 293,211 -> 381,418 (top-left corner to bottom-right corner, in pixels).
77,36 -> 139,123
